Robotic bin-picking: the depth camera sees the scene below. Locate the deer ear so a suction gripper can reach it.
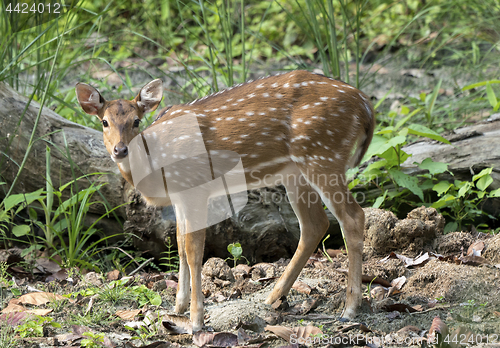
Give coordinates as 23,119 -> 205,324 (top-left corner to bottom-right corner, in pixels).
76,83 -> 105,117
134,79 -> 163,114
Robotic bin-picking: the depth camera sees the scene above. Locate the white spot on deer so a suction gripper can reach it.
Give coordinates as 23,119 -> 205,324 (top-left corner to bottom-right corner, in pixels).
246,111 -> 254,116
293,83 -> 301,88
284,83 -> 290,88
234,140 -> 242,144
335,153 -> 342,159
346,85 -> 355,89
247,93 -> 256,98
240,134 -> 249,138
261,132 -> 269,136
263,93 -> 270,97
256,84 -> 265,88
258,112 -> 266,116
314,102 -> 322,106
290,155 -> 305,163
338,90 -> 345,93
239,118 -> 247,122
301,81 -> 308,86
167,120 -> 173,124
317,141 -> 322,146
320,97 -> 329,101
237,98 -> 245,102
297,118 -> 303,122
320,117 -> 326,121
302,104 -> 310,109
221,105 -> 227,109
250,154 -> 259,158
216,117 -> 222,121
304,121 -> 311,125
312,116 -> 318,119
276,93 -> 283,99
327,130 -> 334,135
162,121 -> 167,125
324,146 -> 330,150
226,117 -> 233,121
271,82 -> 278,88
269,107 -> 276,111
249,123 -> 256,127
256,142 -> 264,146
222,137 -> 230,141
270,118 -> 278,122
292,124 -> 298,129
227,98 -> 233,102
212,108 -> 219,112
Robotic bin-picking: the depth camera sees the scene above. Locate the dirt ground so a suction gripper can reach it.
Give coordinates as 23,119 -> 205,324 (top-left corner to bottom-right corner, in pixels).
3,207 -> 500,348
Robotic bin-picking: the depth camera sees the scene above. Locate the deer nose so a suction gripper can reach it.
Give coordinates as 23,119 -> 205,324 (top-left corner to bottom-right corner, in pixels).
113,142 -> 128,159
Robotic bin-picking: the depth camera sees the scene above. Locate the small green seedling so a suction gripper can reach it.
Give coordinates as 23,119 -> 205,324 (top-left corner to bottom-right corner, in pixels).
225,242 -> 249,267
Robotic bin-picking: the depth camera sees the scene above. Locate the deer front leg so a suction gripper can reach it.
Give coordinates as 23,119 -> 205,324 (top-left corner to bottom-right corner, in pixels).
175,225 -> 190,314
184,228 -> 206,332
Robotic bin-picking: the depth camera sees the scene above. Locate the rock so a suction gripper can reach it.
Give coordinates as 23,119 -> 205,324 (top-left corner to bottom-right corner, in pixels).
202,258 -> 234,281
363,206 -> 445,257
82,272 -> 103,287
483,233 -> 500,263
436,232 -> 474,255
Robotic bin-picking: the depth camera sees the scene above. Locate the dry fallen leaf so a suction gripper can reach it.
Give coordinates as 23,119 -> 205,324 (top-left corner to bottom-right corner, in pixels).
26,308 -> 52,316
370,286 -> 386,301
265,325 -> 322,343
427,317 -> 448,346
107,269 -> 121,280
390,276 -> 406,290
292,281 -> 312,295
18,292 -> 66,306
1,303 -> 26,314
382,303 -> 419,313
115,309 -> 141,320
264,325 -> 294,342
192,332 -> 238,347
459,254 -> 491,266
467,241 -> 485,256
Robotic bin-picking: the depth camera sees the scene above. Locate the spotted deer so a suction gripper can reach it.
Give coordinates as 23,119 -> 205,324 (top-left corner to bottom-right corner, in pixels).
76,70 -> 375,332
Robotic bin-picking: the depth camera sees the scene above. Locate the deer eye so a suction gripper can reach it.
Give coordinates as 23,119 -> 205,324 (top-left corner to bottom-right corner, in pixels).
102,120 -> 109,127
133,119 -> 140,128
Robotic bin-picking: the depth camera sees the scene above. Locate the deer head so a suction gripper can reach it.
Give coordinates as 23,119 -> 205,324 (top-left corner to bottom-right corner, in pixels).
75,80 -> 163,164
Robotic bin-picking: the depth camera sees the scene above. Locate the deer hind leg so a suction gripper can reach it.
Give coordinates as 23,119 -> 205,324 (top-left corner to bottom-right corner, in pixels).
308,175 -> 364,321
265,174 -> 330,305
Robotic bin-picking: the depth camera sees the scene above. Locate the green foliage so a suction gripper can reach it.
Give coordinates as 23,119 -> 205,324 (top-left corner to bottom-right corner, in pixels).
99,278 -> 162,307
431,168 -> 499,233
81,331 -> 106,348
225,242 -> 249,267
125,311 -> 160,344
159,237 -> 179,272
0,324 -> 17,348
352,103 -> 451,211
463,80 -> 500,112
0,262 -> 22,302
16,316 -> 60,338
